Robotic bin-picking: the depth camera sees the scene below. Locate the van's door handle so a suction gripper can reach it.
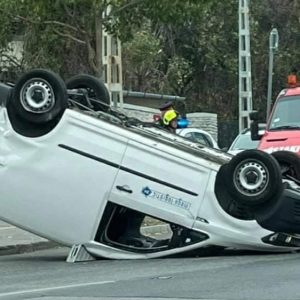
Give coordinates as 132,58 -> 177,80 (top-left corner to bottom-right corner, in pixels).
116,185 -> 133,194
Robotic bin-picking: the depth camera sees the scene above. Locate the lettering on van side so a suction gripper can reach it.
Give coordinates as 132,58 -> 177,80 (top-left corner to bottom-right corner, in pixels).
263,145 -> 300,154
142,186 -> 191,211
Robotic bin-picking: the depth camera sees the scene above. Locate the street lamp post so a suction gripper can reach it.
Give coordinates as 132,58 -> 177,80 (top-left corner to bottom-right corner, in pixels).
266,28 -> 279,121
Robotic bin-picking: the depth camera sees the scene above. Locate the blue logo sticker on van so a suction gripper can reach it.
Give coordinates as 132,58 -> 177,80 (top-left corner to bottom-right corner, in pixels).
142,186 -> 152,196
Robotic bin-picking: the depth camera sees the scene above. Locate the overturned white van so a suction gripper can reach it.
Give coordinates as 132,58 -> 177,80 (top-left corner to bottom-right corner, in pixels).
1,69 -> 300,261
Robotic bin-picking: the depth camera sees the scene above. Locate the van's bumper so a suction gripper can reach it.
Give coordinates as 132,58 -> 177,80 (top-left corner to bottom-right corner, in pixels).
257,185 -> 300,246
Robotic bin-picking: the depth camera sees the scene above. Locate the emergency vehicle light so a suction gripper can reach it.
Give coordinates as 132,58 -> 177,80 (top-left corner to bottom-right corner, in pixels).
177,118 -> 190,128
288,74 -> 297,87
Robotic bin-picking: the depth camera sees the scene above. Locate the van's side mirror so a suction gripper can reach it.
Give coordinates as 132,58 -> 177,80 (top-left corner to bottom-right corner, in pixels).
249,111 -> 259,121
249,111 -> 262,141
250,120 -> 261,141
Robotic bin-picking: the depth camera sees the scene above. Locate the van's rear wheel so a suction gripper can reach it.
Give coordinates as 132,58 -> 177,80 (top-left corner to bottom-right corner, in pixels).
271,151 -> 300,182
224,150 -> 283,206
66,74 -> 110,112
7,69 -> 67,137
11,69 -> 68,124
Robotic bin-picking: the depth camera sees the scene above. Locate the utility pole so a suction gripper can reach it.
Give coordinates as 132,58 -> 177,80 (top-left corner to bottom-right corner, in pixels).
238,0 -> 253,132
102,6 -> 124,109
266,28 -> 279,121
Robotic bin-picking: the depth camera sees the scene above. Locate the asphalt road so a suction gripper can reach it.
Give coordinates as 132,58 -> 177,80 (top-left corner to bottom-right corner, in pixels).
1,247 -> 300,300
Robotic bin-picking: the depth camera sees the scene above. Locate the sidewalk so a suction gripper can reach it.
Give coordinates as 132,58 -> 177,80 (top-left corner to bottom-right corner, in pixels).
0,221 -> 58,256
0,220 -> 171,256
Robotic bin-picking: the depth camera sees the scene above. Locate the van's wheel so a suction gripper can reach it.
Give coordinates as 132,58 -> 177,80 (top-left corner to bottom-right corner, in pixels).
11,69 -> 68,124
224,150 -> 283,206
215,164 -> 255,220
66,74 -> 110,112
271,151 -> 300,182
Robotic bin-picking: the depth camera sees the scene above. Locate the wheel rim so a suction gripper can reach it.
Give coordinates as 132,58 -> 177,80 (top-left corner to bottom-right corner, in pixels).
233,159 -> 269,197
20,78 -> 55,113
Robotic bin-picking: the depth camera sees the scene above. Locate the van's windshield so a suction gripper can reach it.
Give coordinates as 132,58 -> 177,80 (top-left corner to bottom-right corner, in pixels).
269,96 -> 300,130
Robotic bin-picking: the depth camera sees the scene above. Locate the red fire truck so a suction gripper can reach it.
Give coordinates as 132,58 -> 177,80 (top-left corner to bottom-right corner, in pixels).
250,74 -> 300,183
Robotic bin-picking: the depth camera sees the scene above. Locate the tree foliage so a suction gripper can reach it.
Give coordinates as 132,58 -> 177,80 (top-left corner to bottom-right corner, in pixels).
0,0 -> 299,124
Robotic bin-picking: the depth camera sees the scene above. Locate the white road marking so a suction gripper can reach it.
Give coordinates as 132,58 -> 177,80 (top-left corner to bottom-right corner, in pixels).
0,280 -> 115,297
0,226 -> 14,230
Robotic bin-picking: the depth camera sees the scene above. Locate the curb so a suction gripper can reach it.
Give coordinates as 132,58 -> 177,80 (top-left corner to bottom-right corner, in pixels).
0,241 -> 60,256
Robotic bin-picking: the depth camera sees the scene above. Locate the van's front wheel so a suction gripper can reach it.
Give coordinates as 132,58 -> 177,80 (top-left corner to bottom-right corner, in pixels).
224,150 -> 283,206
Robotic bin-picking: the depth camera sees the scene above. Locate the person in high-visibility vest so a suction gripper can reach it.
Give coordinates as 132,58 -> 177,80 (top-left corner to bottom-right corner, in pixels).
158,101 -> 178,130
159,101 -> 174,114
161,109 -> 178,133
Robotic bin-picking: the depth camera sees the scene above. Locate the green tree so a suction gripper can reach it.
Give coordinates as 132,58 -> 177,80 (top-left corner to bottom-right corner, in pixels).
122,25 -> 164,91
251,0 -> 300,120
0,0 -> 299,127
0,0 -> 213,79
0,0 -> 108,77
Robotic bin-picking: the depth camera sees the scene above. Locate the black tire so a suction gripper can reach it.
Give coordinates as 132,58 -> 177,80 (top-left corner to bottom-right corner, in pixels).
215,163 -> 254,220
11,69 -> 68,124
224,149 -> 283,206
66,74 -> 110,112
271,151 -> 300,182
